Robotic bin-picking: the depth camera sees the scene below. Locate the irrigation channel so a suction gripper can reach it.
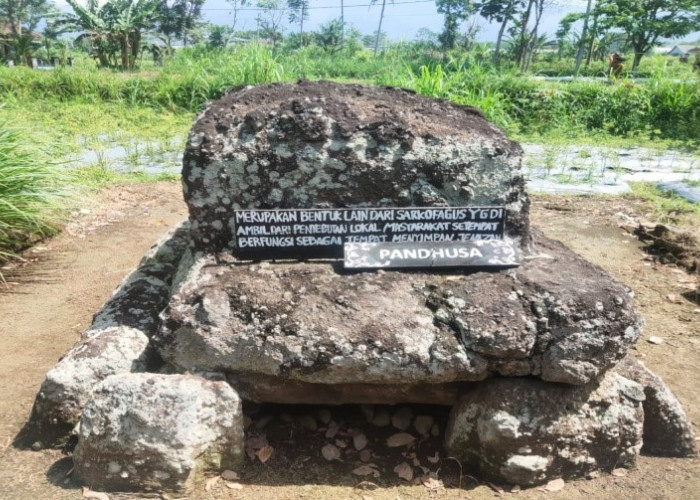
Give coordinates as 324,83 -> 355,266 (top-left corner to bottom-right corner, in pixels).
68,138 -> 700,203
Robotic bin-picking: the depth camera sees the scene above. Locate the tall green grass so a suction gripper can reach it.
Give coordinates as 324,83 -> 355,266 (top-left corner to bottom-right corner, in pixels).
1,45 -> 699,143
0,121 -> 63,266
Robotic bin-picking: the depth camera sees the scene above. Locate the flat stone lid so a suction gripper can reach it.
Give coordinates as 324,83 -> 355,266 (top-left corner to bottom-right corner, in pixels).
155,232 -> 642,404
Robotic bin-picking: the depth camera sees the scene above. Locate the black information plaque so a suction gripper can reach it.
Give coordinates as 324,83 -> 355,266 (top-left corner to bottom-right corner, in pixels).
344,240 -> 520,269
233,206 -> 507,260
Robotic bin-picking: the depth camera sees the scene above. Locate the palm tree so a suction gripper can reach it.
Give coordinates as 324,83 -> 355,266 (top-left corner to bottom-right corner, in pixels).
61,0 -> 112,67
62,0 -> 159,69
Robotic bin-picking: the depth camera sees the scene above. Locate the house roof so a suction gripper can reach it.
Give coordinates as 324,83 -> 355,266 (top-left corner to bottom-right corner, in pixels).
667,44 -> 699,55
0,23 -> 41,40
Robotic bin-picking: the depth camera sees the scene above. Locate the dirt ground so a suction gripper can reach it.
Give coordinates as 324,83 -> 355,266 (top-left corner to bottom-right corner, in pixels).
0,182 -> 698,500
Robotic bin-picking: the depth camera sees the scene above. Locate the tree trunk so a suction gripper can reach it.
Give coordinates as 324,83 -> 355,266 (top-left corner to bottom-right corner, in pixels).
373,0 -> 386,56
574,0 -> 593,76
521,0 -> 543,72
632,51 -> 643,70
515,0 -> 534,68
121,35 -> 130,70
493,16 -> 509,67
584,17 -> 597,67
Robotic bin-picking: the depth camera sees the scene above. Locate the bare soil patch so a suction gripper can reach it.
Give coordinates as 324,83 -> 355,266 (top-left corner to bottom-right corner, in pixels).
0,184 -> 698,500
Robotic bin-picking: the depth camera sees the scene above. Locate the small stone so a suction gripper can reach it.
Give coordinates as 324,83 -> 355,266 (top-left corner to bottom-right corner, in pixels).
392,407 -> 413,431
279,412 -> 294,423
359,449 -> 372,462
360,404 -> 375,422
371,409 -> 391,427
647,336 -> 664,345
316,408 -> 332,425
31,441 -> 42,451
298,414 -> 318,431
254,414 -> 273,429
414,415 -> 435,437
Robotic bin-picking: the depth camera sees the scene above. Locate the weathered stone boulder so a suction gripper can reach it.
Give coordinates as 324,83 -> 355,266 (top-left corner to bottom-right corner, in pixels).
26,223 -> 190,448
29,326 -> 151,447
154,231 -> 641,403
73,373 -> 243,494
84,221 -> 190,338
614,356 -> 696,457
182,80 -> 530,252
444,372 -> 645,486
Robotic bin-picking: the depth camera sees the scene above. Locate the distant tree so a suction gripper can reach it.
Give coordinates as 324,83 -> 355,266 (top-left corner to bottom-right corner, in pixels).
475,0 -> 522,66
315,18 -> 344,51
435,0 -> 475,51
155,0 -> 205,48
287,0 -> 308,42
62,0 -> 159,69
207,23 -> 233,48
369,0 -> 391,56
595,0 -> 700,69
0,0 -> 51,63
255,0 -> 285,44
0,0 -> 49,36
226,0 -> 247,32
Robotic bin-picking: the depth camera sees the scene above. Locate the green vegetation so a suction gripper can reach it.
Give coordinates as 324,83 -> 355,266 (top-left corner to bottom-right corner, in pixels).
629,182 -> 700,220
2,46 -> 699,146
0,121 -> 63,266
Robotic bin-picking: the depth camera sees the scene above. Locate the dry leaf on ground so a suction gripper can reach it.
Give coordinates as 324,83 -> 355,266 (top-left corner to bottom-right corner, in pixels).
256,444 -> 274,463
386,432 -> 415,447
611,468 -> 629,477
541,478 -> 565,492
225,482 -> 244,490
394,462 -> 414,481
420,475 -> 443,490
322,443 -> 342,461
221,469 -> 239,481
82,487 -> 110,500
352,465 -> 380,478
204,476 -> 220,491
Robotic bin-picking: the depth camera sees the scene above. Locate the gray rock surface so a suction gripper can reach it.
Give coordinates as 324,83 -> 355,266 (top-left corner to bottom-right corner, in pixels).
444,372 -> 645,486
154,231 -> 642,404
84,221 -> 190,338
615,356 -> 697,457
29,326 -> 151,447
73,373 -> 243,493
182,80 -> 530,252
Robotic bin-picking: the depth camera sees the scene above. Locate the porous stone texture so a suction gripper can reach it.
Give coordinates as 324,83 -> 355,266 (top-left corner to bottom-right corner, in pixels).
444,372 -> 645,486
153,231 -> 641,404
84,221 -> 190,338
614,356 -> 697,457
73,373 -> 243,494
29,326 -> 151,447
182,80 -> 530,252
27,223 -> 190,448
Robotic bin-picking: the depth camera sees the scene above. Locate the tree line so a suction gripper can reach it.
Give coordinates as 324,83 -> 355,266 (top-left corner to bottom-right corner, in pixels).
1,0 -> 699,70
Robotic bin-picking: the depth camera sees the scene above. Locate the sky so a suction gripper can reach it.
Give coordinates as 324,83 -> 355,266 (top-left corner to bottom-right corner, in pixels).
198,0 -> 589,42
50,0 -> 592,43
50,0 -> 698,45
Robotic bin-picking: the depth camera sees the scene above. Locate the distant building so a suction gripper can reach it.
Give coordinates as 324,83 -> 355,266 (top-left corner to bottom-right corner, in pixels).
1,23 -> 42,64
666,45 -> 700,58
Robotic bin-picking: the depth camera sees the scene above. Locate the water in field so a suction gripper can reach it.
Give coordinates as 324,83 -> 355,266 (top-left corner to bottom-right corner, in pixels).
522,143 -> 700,200
68,135 -> 185,175
67,136 -> 700,202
